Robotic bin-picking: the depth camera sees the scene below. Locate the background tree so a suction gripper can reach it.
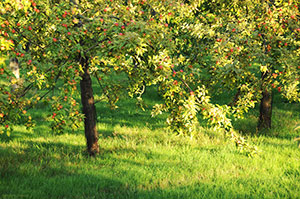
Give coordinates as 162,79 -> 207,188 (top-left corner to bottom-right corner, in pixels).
185,0 -> 300,130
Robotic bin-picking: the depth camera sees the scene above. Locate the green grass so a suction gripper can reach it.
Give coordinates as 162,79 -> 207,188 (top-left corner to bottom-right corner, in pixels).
1,87 -> 300,199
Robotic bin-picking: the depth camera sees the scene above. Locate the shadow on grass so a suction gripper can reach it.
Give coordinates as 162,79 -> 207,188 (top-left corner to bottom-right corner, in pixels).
261,139 -> 297,149
96,102 -> 166,131
0,138 -> 268,199
0,126 -> 84,143
230,97 -> 300,140
94,86 -> 166,131
0,133 -> 18,143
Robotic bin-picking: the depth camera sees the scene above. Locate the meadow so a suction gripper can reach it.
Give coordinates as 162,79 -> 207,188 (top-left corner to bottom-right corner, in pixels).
1,85 -> 300,199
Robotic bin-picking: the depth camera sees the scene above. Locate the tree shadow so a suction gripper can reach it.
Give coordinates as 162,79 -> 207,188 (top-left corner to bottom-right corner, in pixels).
0,133 -> 17,143
94,86 -> 166,131
1,138 -> 284,199
230,99 -> 300,140
96,103 -> 166,131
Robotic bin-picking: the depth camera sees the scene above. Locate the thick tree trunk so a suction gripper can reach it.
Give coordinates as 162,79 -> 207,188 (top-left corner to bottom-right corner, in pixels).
79,56 -> 99,156
258,88 -> 272,130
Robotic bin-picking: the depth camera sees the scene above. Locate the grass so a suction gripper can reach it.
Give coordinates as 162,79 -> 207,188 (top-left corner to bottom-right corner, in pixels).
1,86 -> 300,198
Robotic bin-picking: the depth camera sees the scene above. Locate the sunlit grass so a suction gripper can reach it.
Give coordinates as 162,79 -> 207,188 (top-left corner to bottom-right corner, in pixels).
1,87 -> 300,198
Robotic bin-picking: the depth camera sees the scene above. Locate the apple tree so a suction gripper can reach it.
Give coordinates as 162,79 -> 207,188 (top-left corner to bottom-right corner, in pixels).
0,0 -> 261,156
185,0 -> 300,130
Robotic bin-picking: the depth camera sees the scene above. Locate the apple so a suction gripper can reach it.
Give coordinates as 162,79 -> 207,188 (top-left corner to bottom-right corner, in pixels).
277,87 -> 281,92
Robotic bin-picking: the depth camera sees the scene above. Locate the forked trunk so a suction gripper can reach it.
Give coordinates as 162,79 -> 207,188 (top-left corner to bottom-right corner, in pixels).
258,88 -> 272,130
79,56 -> 99,156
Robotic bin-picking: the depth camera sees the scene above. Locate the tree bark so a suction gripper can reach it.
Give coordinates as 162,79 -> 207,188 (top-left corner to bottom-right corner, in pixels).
79,56 -> 99,156
258,26 -> 273,131
258,88 -> 272,130
9,58 -> 20,92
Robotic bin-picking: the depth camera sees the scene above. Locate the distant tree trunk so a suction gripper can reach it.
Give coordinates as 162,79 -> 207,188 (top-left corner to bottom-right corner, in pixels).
9,58 -> 20,92
79,56 -> 99,156
258,81 -> 273,130
228,88 -> 241,107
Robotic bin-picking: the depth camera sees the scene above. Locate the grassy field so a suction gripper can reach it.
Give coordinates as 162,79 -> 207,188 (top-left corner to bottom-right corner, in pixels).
1,86 -> 300,199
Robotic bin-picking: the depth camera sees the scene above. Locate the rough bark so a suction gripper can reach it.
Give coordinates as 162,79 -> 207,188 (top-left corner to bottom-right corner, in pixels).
79,56 -> 99,156
258,88 -> 272,130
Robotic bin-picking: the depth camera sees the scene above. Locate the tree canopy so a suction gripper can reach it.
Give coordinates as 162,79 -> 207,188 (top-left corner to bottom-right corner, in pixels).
0,0 -> 299,156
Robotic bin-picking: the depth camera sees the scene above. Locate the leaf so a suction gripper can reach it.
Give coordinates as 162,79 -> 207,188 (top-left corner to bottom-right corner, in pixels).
260,65 -> 268,73
295,124 -> 300,131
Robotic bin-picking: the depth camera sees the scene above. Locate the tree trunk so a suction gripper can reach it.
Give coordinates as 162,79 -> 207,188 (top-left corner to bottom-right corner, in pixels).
258,88 -> 272,130
228,88 -> 241,107
258,29 -> 273,131
79,56 -> 99,156
9,58 -> 20,92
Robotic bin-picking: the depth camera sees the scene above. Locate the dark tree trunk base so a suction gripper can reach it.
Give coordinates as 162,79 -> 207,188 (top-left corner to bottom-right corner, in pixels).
80,56 -> 99,156
258,89 -> 272,130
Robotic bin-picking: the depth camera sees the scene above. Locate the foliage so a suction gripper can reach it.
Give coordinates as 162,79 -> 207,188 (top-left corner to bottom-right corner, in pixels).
0,0 -> 299,155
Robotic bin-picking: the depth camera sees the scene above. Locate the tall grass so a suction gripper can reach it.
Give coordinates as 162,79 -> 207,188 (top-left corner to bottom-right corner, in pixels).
1,85 -> 300,198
